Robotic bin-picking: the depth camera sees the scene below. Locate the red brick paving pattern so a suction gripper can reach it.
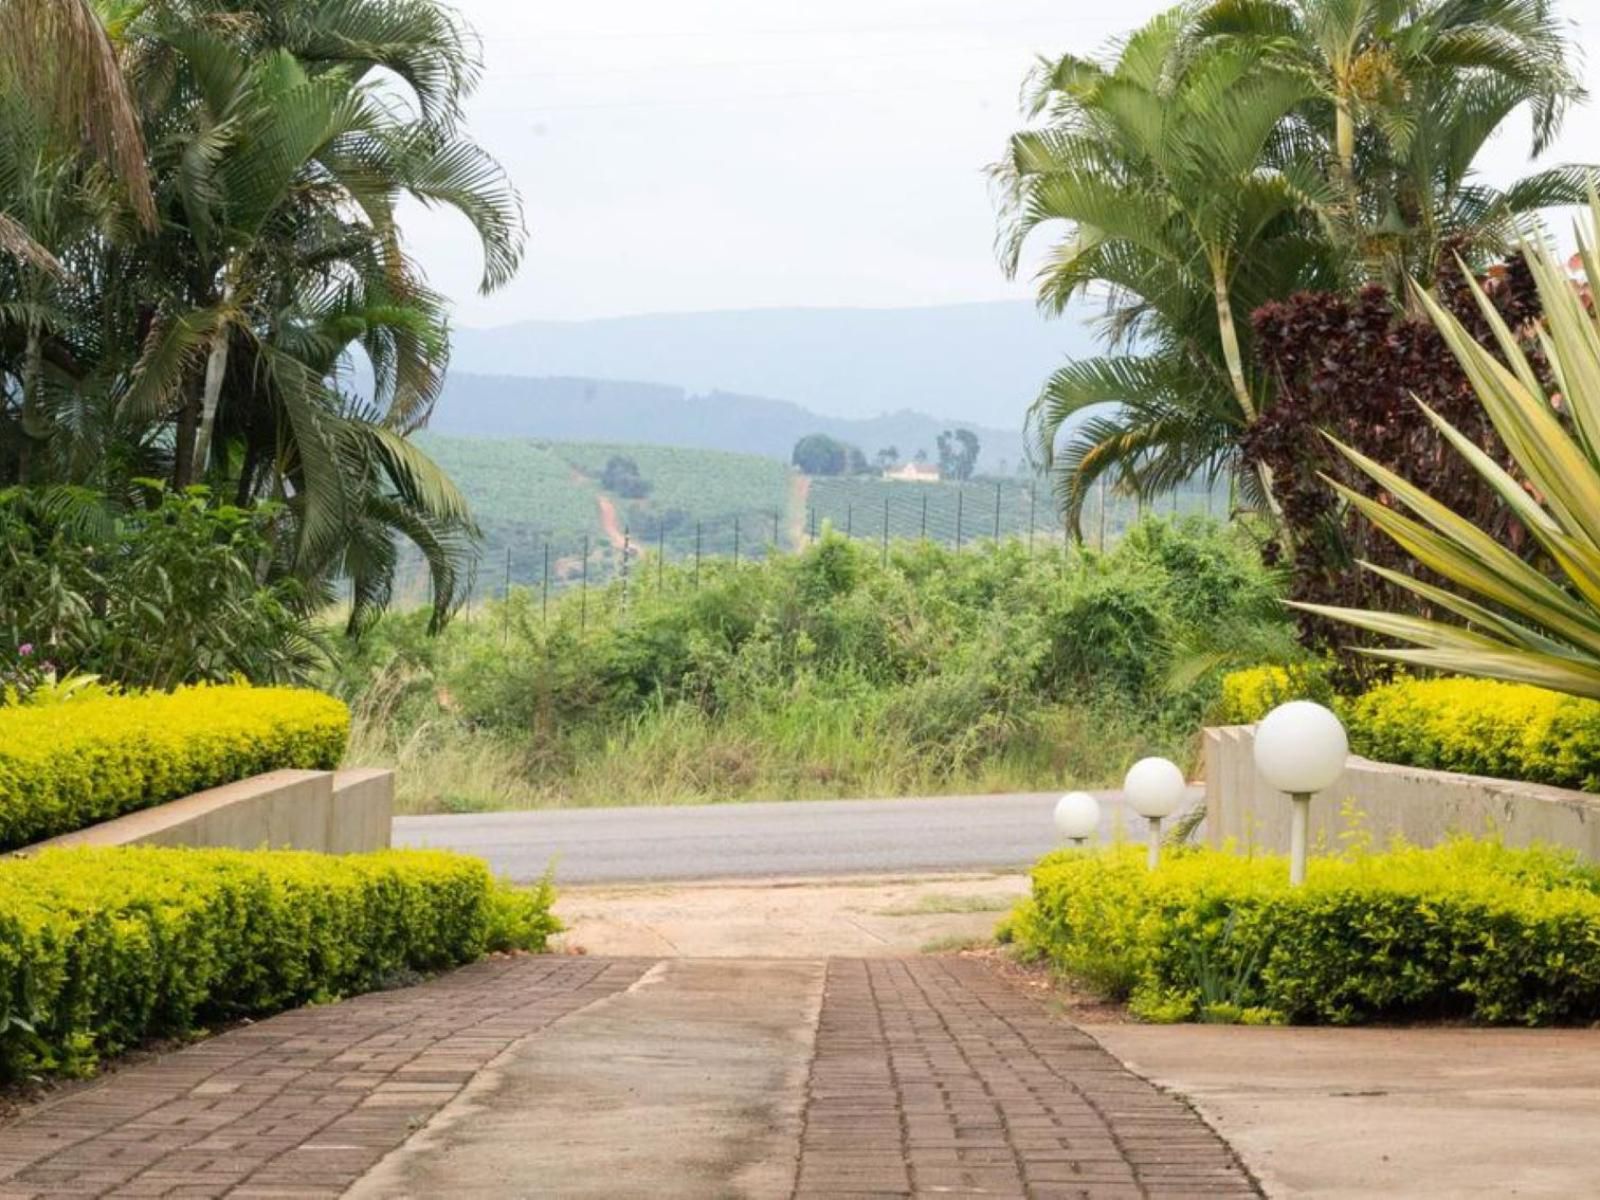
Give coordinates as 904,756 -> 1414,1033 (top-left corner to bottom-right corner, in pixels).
0,957 -> 649,1199
2,955 -> 1260,1199
794,958 -> 1261,1199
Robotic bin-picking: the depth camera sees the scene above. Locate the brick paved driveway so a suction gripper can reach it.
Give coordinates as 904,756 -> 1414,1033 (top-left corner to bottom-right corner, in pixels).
0,957 -> 1258,1199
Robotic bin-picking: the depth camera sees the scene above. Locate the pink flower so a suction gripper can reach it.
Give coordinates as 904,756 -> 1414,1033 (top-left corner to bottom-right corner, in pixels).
17,643 -> 32,657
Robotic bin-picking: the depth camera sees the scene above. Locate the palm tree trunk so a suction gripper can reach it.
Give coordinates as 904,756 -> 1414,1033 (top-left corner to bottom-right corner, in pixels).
192,325 -> 229,476
1209,255 -> 1256,424
173,377 -> 200,488
18,318 -> 42,483
1335,97 -> 1356,188
1210,256 -> 1290,535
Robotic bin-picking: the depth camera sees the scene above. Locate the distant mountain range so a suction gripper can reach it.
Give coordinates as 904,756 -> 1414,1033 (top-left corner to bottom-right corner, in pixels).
446,299 -> 1100,430
427,373 -> 1029,473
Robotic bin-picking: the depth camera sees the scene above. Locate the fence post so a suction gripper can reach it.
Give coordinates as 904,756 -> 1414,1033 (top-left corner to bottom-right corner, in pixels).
695,522 -> 702,589
1027,483 -> 1036,554
846,503 -> 853,538
502,545 -> 511,647
956,489 -> 964,552
621,526 -> 630,612
921,493 -> 928,542
542,541 -> 550,623
581,533 -> 589,632
810,505 -> 817,543
772,509 -> 779,552
881,495 -> 889,567
993,481 -> 1001,543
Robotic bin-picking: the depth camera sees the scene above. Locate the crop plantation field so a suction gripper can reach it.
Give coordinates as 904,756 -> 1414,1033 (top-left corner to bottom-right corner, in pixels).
405,433 -> 1234,603
806,475 -> 1231,550
409,434 -> 798,595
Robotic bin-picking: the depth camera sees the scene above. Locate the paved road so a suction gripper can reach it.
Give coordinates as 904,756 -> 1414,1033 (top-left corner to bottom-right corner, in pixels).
392,789 -> 1189,884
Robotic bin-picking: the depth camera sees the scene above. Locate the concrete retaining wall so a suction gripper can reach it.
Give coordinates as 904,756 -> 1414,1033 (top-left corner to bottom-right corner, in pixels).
27,768 -> 393,854
1204,724 -> 1600,859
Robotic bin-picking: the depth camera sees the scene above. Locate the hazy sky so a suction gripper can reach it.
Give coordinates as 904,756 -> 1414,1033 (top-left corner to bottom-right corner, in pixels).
405,0 -> 1600,328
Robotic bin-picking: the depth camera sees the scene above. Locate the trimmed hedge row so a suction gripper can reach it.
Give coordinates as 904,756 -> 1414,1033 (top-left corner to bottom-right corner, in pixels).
0,684 -> 350,851
1218,668 -> 1600,792
0,846 -> 559,1081
1005,841 -> 1600,1025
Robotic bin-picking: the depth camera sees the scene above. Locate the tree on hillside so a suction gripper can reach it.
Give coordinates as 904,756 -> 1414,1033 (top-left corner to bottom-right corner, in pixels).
937,429 -> 980,481
792,433 -> 854,476
601,455 -> 651,499
875,445 -> 900,469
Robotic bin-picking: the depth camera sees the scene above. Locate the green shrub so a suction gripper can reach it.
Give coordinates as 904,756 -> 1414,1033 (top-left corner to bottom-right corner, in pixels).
0,683 -> 350,850
1218,669 -> 1600,791
1348,677 -> 1600,791
335,518 -> 1289,809
1011,841 -> 1600,1025
0,487 -> 324,690
0,845 -> 558,1081
1216,663 -> 1336,724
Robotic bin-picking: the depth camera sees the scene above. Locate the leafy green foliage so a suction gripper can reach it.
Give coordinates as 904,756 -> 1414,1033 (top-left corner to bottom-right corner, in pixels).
1,0 -> 523,632
1221,667 -> 1600,793
0,486 -> 323,689
1011,840 -> 1600,1025
996,1 -> 1583,530
1302,198 -> 1600,698
0,846 -> 557,1081
792,433 -> 862,477
332,518 -> 1286,810
0,683 -> 349,850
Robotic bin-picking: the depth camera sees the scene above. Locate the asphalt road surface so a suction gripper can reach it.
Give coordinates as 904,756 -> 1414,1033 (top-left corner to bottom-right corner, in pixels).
392,789 -> 1192,884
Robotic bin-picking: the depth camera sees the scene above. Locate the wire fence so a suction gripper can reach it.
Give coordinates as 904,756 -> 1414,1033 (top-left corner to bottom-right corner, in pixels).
402,472 -> 1238,624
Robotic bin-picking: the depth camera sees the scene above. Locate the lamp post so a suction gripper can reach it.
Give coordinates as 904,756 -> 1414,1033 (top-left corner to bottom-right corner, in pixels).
1053,791 -> 1100,847
1252,700 -> 1349,886
1123,757 -> 1186,869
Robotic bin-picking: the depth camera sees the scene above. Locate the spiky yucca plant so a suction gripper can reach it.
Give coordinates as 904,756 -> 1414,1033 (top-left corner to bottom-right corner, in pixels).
1300,191 -> 1600,699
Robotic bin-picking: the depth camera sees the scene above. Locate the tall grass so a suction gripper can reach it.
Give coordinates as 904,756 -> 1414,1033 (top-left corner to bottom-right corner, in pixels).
331,519 -> 1287,813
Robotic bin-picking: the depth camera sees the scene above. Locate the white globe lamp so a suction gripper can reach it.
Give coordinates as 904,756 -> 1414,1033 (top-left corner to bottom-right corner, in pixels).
1123,756 -> 1187,869
1053,791 -> 1101,847
1253,700 -> 1349,885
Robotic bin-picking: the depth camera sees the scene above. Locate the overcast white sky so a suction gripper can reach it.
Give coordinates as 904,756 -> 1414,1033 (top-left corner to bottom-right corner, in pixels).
403,0 -> 1600,328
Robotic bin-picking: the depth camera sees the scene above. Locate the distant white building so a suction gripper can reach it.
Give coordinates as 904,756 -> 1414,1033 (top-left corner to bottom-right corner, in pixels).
883,462 -> 941,483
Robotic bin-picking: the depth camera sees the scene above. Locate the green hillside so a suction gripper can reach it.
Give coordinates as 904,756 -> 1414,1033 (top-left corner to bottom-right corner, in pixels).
410,433 -> 1233,601
413,434 -> 797,593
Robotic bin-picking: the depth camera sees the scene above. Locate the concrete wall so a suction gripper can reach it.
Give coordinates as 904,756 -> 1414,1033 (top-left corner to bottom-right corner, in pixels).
1204,724 -> 1600,859
26,768 -> 393,855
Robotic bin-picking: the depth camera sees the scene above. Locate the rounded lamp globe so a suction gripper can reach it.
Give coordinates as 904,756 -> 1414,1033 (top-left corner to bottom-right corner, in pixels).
1122,757 -> 1186,820
1254,701 -> 1348,794
1054,791 -> 1100,841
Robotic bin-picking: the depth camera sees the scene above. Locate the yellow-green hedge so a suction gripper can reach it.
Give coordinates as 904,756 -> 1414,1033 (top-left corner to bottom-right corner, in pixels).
1348,677 -> 1600,791
1218,669 -> 1600,792
1216,663 -> 1336,725
0,684 -> 350,851
0,846 -> 559,1081
1007,841 -> 1600,1025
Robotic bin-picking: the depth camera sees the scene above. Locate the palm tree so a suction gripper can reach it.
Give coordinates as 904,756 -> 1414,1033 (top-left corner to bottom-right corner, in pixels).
1001,1 -> 1586,534
994,12 -> 1338,530
1,0 -> 524,632
1189,0 -> 1587,289
0,0 -> 157,229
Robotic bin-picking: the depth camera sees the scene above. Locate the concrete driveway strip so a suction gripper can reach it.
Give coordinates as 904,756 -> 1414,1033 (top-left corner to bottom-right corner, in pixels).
393,789 -> 1196,884
349,959 -> 827,1200
1084,1023 -> 1600,1198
